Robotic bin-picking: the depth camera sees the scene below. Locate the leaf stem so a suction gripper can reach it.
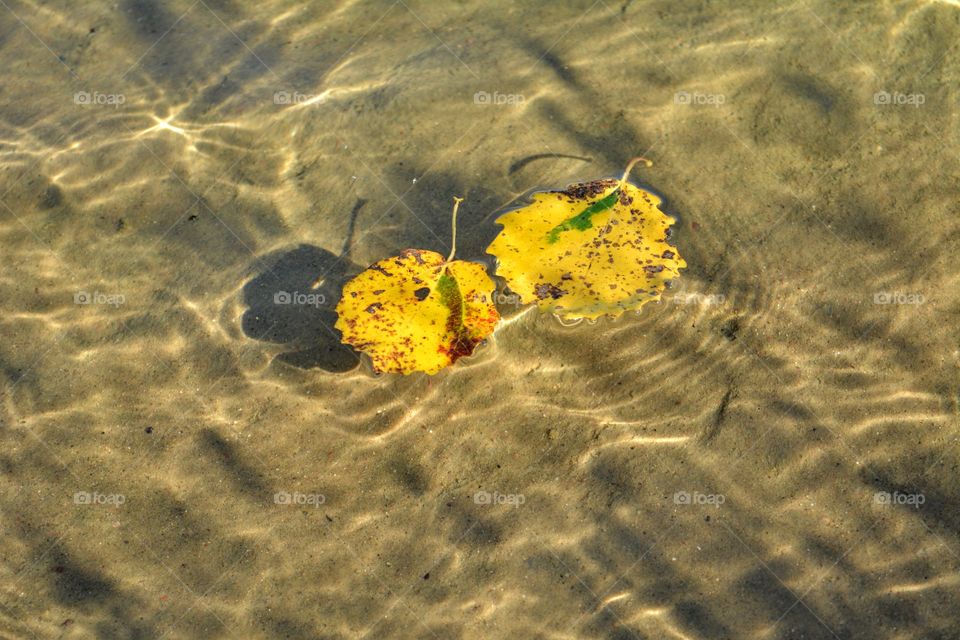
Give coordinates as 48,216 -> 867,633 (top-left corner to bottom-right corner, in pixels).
618,156 -> 653,188
447,196 -> 464,263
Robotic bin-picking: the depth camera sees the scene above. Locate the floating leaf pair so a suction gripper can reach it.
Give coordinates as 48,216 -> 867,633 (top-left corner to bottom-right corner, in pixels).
335,158 -> 685,374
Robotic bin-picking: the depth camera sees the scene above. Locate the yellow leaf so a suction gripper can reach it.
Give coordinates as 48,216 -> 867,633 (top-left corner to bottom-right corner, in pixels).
335,199 -> 499,375
486,157 -> 686,321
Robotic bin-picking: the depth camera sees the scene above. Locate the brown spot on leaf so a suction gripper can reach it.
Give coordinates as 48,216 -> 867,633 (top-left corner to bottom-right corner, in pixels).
555,178 -> 617,200
400,249 -> 427,265
535,283 -> 566,300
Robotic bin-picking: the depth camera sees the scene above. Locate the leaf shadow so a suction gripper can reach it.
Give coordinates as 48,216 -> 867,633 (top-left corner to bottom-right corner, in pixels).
240,201 -> 368,373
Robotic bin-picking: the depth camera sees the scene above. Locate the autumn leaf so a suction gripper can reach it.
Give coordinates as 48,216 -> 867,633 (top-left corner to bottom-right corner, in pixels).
335,198 -> 499,375
486,157 -> 686,321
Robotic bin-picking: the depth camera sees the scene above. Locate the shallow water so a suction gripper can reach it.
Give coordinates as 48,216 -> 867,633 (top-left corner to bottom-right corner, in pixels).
2,0 -> 959,638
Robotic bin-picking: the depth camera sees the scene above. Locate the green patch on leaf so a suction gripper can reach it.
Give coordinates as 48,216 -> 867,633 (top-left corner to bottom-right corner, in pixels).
437,272 -> 463,320
546,188 -> 620,244
437,270 -> 476,361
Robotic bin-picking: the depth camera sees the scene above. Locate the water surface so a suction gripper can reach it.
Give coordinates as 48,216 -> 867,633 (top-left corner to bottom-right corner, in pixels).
1,1 -> 959,638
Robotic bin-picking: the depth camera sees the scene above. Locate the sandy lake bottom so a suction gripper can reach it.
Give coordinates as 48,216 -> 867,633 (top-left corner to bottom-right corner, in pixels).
1,1 -> 960,638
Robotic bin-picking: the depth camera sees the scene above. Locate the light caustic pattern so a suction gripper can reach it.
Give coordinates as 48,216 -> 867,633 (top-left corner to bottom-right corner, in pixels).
0,1 -> 958,639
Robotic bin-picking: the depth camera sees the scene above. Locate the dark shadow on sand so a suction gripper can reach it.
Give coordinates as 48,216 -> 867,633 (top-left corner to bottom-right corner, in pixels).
241,244 -> 361,373
241,199 -> 368,372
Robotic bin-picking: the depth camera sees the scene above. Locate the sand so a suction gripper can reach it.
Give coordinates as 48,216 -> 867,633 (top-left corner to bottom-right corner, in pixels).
1,0 -> 959,638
